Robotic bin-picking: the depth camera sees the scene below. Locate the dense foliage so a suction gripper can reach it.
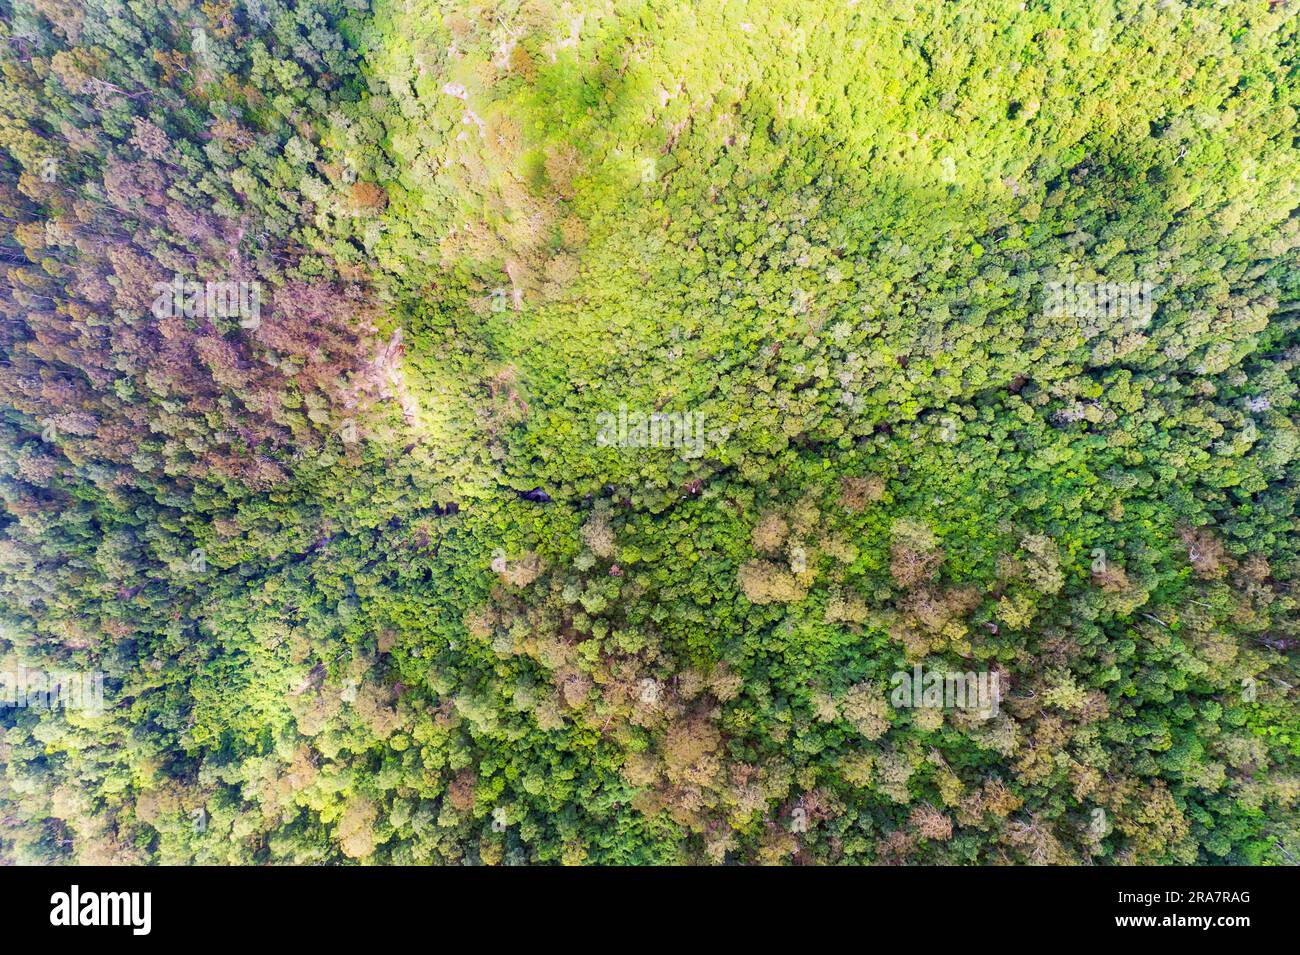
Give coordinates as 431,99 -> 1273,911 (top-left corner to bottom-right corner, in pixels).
1,0 -> 1297,865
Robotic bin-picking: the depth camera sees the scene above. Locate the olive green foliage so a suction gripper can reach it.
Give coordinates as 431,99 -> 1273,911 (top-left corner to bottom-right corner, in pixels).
1,0 -> 1297,865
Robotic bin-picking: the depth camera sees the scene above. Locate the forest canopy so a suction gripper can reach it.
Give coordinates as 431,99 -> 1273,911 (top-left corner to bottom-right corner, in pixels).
0,0 -> 1298,865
